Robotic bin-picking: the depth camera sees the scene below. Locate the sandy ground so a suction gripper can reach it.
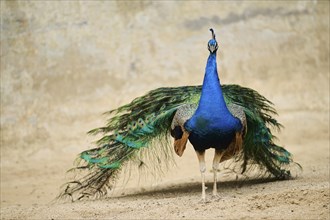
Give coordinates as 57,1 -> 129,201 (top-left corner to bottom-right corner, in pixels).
1,110 -> 329,219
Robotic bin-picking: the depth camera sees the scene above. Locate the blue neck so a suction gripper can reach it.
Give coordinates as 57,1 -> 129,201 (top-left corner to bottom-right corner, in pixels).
197,52 -> 228,114
184,50 -> 242,149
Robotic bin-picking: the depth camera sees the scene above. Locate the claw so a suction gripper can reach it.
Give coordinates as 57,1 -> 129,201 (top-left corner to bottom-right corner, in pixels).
200,197 -> 211,203
211,193 -> 221,201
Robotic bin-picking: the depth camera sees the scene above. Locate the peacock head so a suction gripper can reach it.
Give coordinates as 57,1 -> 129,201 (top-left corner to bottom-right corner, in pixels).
208,28 -> 218,54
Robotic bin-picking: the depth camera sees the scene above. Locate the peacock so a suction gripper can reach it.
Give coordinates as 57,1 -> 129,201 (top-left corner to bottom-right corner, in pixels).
59,29 -> 300,201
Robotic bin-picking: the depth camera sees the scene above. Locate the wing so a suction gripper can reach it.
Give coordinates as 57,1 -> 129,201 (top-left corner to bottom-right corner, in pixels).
170,104 -> 197,156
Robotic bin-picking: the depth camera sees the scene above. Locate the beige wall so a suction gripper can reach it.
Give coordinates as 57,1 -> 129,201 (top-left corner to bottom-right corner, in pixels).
1,1 -> 329,159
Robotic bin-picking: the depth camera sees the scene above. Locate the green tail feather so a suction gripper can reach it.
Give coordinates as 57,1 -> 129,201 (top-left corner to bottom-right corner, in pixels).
59,84 -> 300,201
239,109 -> 299,178
59,94 -> 180,200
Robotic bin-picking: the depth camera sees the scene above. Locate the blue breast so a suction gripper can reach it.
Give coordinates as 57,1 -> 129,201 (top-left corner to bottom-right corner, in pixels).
185,113 -> 242,151
184,52 -> 242,151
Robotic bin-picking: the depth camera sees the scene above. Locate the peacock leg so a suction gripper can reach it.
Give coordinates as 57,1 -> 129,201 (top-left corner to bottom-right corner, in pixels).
212,149 -> 223,197
196,150 -> 206,201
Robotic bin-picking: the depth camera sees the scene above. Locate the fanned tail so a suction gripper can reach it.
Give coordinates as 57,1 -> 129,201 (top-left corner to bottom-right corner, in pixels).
59,84 -> 300,200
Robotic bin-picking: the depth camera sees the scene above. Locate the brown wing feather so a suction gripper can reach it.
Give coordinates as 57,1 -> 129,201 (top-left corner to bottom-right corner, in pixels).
220,132 -> 244,162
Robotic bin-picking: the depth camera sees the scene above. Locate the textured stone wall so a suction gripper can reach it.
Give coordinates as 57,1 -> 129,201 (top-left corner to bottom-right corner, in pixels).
1,1 -> 329,159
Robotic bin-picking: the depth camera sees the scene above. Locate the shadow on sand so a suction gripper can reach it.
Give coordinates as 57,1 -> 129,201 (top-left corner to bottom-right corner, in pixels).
112,176 -> 289,200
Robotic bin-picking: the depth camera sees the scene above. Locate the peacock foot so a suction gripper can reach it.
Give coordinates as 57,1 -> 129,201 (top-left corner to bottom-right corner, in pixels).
211,193 -> 221,201
201,194 -> 206,202
199,197 -> 211,203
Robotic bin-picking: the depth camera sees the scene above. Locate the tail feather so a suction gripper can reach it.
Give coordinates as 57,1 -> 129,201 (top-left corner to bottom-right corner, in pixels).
238,109 -> 300,178
58,95 -> 180,200
59,142 -> 132,200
